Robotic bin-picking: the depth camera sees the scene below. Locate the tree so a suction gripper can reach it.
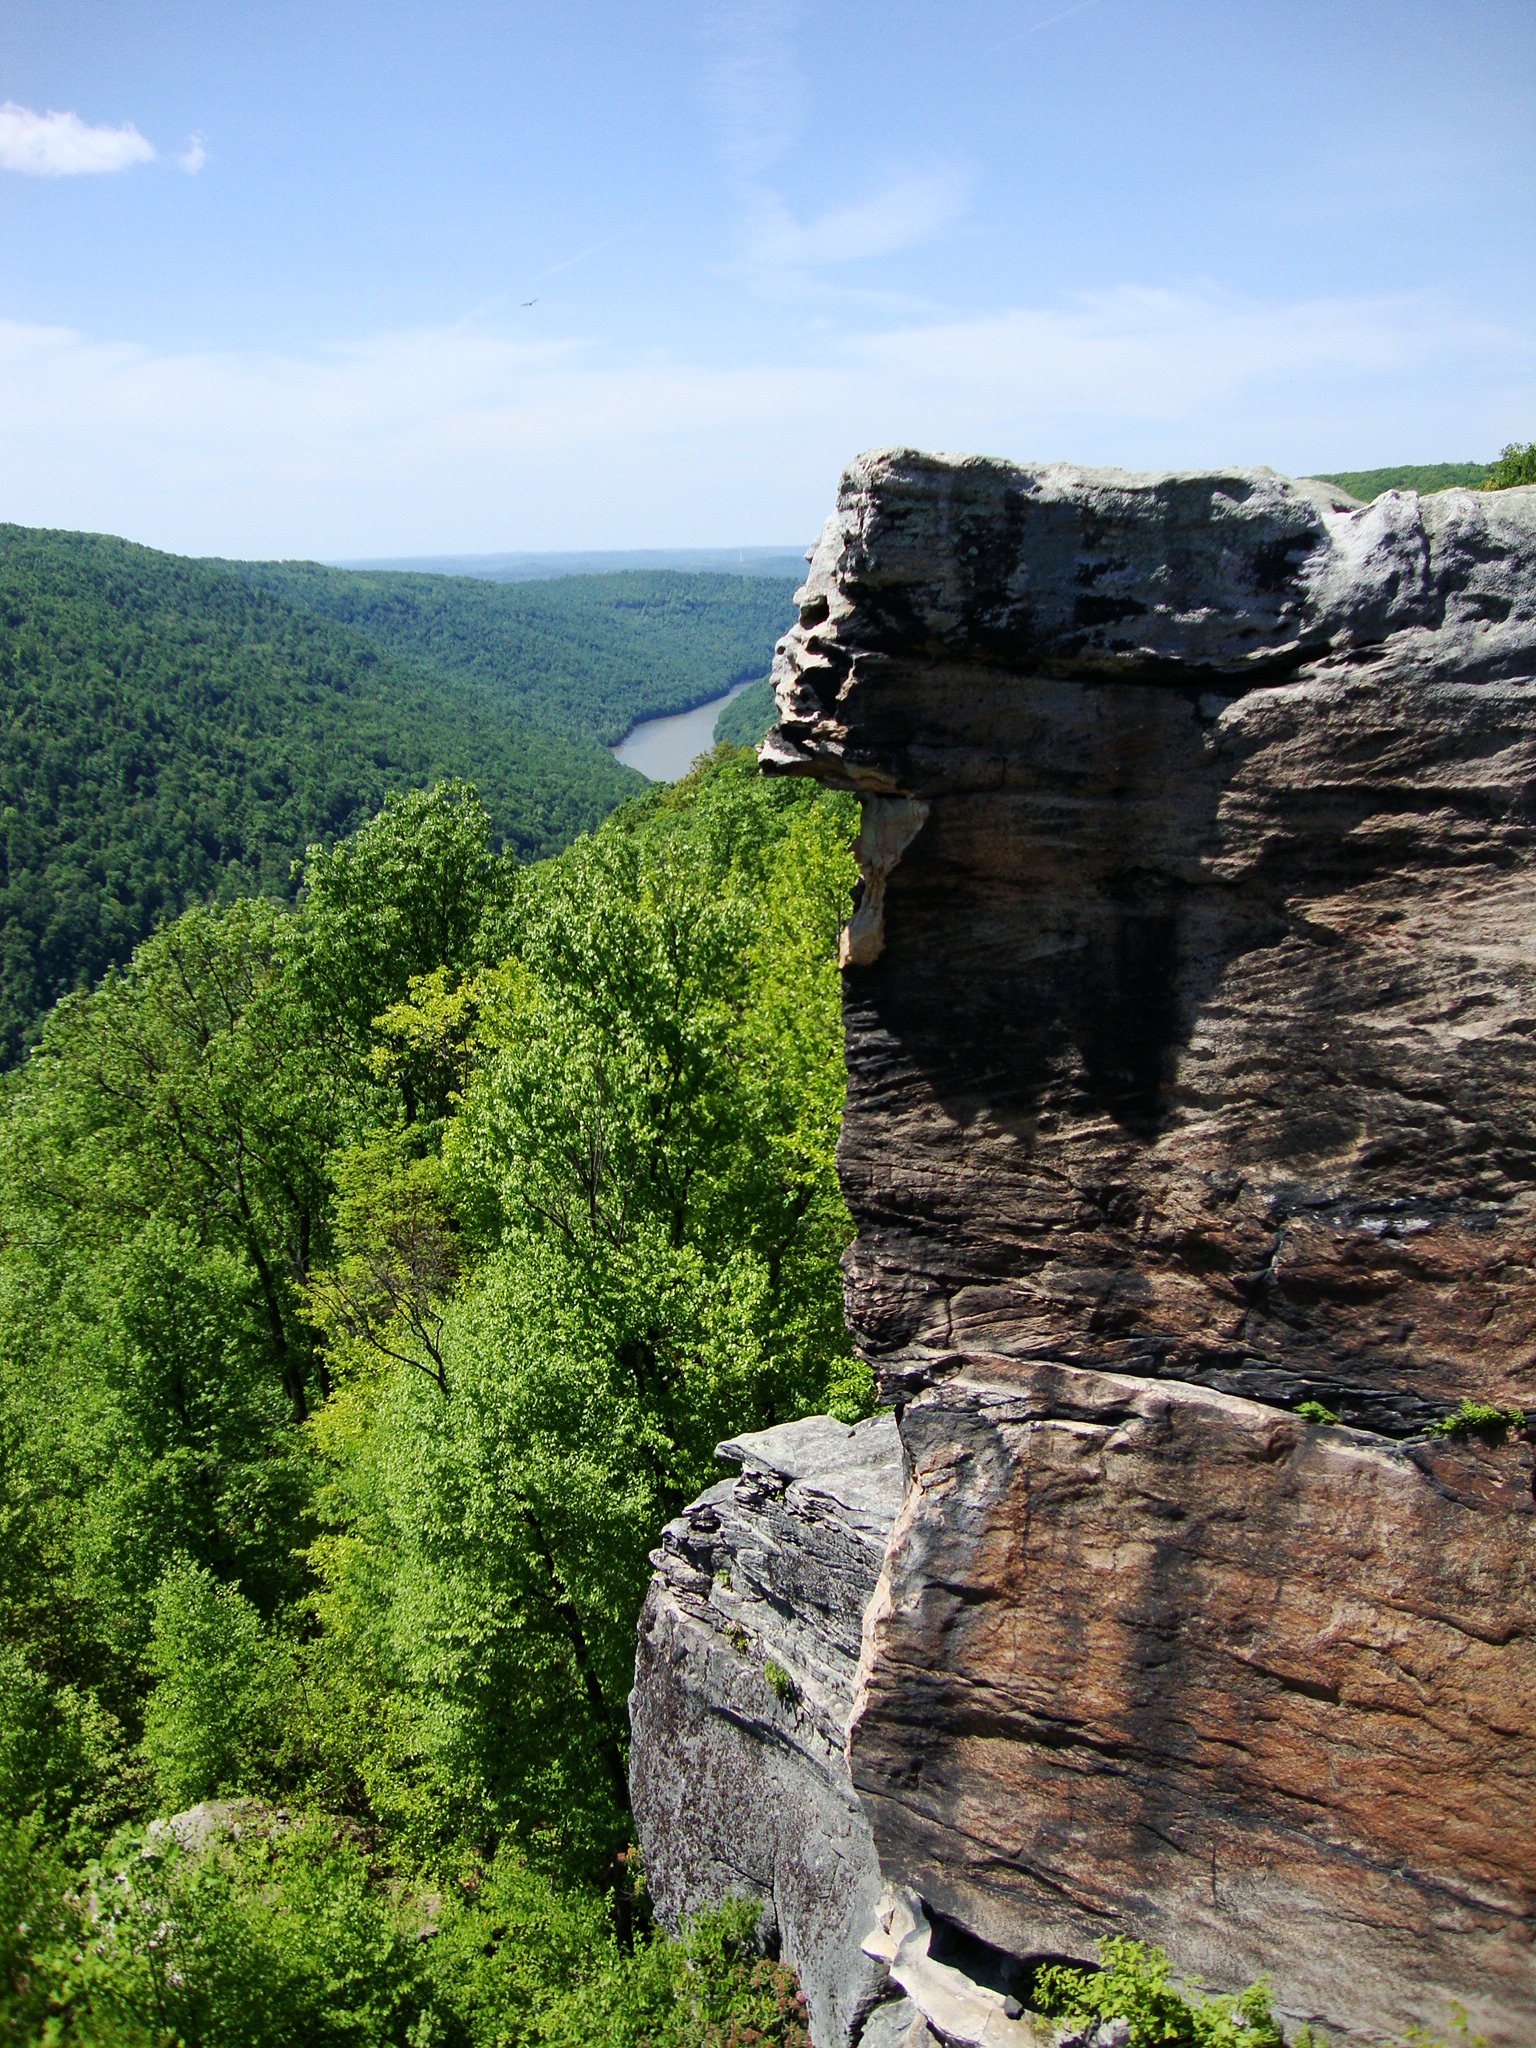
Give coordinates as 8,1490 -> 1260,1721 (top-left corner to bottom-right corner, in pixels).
16,897 -> 337,1420
0,900 -> 327,1692
142,1561 -> 295,1809
288,780 -> 513,1119
0,753 -> 864,1960
1485,441 -> 1536,490
309,755 -> 862,1867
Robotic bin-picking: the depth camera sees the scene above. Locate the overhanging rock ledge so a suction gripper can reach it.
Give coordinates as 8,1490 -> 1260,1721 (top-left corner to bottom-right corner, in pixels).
634,454 -> 1536,2048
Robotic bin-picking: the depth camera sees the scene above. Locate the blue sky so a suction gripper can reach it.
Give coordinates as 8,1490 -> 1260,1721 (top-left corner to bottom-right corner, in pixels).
1,0 -> 1532,557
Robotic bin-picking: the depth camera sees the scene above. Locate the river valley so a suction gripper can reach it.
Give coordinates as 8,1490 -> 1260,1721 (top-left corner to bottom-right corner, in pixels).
611,677 -> 752,781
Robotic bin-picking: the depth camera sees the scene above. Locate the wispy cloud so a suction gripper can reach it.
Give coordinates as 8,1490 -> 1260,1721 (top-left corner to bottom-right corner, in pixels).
702,0 -> 964,300
0,101 -> 155,176
702,0 -> 806,182
854,284 -> 1513,421
737,170 -> 971,282
178,134 -> 208,174
534,237 -> 618,284
984,0 -> 1105,56
0,285 -> 1525,557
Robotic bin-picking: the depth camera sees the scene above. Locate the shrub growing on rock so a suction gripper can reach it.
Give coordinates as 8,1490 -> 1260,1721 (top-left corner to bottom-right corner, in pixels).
1034,1938 -> 1283,2048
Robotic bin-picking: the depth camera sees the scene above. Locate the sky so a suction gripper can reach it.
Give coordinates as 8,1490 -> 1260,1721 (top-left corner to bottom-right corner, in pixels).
0,0 -> 1532,558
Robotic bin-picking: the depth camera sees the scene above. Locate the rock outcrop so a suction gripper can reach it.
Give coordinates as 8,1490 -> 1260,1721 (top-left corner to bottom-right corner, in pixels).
634,456 -> 1536,2048
630,1415 -> 905,2048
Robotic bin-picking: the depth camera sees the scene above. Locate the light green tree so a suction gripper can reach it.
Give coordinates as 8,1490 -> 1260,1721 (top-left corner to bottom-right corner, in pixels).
1484,441 -> 1536,489
308,756 -> 862,1866
0,902 -> 329,1709
8,896 -> 337,1420
142,1560 -> 296,1809
288,779 -> 513,1121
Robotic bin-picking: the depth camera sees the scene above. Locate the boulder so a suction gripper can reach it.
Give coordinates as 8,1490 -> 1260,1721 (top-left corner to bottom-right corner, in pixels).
629,1414 -> 905,2048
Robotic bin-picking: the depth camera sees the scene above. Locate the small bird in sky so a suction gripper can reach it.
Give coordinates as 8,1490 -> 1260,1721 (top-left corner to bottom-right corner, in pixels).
522,297 -> 538,307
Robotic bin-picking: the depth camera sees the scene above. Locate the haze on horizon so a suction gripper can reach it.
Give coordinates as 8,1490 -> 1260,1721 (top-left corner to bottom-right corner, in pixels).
1,0 -> 1532,561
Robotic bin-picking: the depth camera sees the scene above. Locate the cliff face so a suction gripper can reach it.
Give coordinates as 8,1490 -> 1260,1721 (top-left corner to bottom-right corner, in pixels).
633,456 -> 1536,2048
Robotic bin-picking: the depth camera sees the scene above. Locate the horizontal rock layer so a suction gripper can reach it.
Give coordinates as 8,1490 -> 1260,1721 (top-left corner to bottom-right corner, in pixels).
762,456 -> 1536,2044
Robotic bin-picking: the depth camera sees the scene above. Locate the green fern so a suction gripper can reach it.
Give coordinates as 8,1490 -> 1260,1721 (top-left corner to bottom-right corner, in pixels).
1425,1399 -> 1525,1441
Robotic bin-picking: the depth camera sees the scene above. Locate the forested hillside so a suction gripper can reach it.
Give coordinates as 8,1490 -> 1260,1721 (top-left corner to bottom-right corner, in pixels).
0,753 -> 862,2045
713,673 -> 777,750
0,527 -> 644,1064
1315,460 -> 1491,498
1314,446 -> 1536,500
0,531 -> 801,1069
236,562 -> 797,745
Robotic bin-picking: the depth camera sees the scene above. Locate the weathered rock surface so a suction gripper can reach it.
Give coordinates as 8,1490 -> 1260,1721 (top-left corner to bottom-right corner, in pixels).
759,454 -> 1536,2045
633,456 -> 1536,2048
860,1884 -> 1054,2048
853,1363 -> 1535,2044
766,455 -> 1536,1433
629,1415 -> 905,2048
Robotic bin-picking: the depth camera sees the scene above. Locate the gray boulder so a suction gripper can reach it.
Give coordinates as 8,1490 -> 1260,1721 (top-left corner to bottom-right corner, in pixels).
629,1413 -> 903,2048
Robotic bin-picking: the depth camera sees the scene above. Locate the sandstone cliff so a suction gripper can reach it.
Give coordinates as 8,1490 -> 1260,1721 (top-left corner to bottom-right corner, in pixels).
632,457 -> 1536,2048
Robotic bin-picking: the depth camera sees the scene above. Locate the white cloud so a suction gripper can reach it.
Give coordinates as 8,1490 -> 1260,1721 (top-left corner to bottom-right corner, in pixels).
702,2 -> 965,305
853,284 -> 1513,424
737,171 -> 971,284
702,0 -> 806,182
0,101 -> 155,176
0,284 -> 1526,558
178,134 -> 208,174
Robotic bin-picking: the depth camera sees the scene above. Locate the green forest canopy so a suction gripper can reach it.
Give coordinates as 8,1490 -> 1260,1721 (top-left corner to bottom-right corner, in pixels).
713,674 -> 777,751
0,527 -> 797,1065
1315,460 -> 1491,498
1314,446 -> 1536,500
0,755 -> 865,2044
235,561 -> 798,747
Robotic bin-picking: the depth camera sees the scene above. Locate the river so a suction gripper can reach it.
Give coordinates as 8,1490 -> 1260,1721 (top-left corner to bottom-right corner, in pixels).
611,678 -> 753,783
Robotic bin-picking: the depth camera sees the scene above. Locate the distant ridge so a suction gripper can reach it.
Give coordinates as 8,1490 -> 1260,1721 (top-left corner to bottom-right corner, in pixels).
1313,461 -> 1491,501
240,562 -> 796,747
0,524 -> 644,1063
331,546 -> 811,582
